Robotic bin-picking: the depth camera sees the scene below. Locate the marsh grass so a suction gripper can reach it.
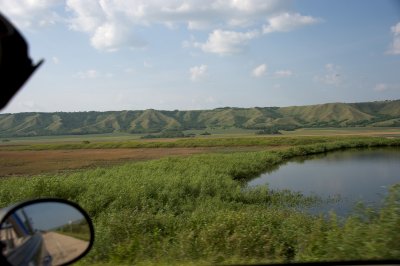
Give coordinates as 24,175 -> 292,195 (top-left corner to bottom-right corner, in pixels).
2,135 -> 386,151
1,137 -> 400,264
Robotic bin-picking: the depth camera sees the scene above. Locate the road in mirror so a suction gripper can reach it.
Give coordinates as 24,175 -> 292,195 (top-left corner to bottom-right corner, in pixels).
0,202 -> 91,266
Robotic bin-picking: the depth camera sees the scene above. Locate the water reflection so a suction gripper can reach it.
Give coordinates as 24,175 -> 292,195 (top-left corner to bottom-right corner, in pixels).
248,148 -> 400,216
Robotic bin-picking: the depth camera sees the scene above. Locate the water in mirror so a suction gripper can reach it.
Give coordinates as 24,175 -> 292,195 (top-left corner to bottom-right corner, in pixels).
0,202 -> 91,266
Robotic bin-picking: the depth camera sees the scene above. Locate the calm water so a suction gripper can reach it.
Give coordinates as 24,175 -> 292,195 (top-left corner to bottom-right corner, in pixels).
248,148 -> 400,216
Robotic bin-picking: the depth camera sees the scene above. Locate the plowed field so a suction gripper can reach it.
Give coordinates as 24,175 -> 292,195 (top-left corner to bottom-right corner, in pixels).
0,148 -> 210,176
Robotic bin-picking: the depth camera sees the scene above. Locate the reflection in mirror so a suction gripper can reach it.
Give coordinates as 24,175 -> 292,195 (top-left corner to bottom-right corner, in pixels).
0,202 -> 91,266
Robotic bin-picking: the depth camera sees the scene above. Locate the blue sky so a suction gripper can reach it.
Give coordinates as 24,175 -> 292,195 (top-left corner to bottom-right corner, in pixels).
1,0 -> 399,113
20,202 -> 85,230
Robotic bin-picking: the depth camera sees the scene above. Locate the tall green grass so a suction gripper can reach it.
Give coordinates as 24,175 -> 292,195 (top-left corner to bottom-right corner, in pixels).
3,135 -> 387,150
1,137 -> 400,264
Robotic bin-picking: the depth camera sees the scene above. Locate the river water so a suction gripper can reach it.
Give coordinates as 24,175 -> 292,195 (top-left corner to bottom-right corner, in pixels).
248,147 -> 400,216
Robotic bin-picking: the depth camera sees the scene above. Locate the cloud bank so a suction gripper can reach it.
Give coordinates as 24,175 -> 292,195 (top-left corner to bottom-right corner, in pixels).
1,0 -> 321,53
190,64 -> 208,81
252,64 -> 267,77
387,22 -> 400,55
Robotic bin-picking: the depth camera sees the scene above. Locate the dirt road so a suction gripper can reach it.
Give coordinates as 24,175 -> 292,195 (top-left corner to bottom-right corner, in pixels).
42,232 -> 89,265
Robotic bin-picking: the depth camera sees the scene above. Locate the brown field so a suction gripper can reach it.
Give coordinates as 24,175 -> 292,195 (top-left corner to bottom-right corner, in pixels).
1,127 -> 398,177
0,146 -> 268,177
0,148 -> 205,176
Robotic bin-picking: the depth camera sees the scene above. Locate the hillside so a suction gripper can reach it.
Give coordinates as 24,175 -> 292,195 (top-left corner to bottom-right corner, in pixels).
0,100 -> 399,137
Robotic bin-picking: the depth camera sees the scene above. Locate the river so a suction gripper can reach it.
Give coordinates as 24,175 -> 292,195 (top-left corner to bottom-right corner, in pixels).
248,147 -> 400,216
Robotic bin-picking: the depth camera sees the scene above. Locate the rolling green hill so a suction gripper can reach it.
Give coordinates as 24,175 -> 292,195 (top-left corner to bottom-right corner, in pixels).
0,100 -> 399,137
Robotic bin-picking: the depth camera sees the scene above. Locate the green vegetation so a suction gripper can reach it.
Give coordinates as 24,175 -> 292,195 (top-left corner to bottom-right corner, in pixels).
54,219 -> 91,241
255,128 -> 282,135
1,135 -> 394,151
141,130 -> 187,139
1,137 -> 399,265
1,100 -> 399,137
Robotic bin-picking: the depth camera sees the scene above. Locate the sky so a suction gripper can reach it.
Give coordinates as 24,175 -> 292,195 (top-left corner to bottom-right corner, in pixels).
18,202 -> 85,230
1,0 -> 400,113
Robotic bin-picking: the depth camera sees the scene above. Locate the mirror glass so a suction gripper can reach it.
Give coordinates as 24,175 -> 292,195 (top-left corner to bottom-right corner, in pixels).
0,201 -> 92,266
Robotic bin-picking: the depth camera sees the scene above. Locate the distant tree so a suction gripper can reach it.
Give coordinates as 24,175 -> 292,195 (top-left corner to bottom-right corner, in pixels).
185,133 -> 196,138
255,128 -> 281,135
141,130 -> 185,139
160,130 -> 185,138
141,134 -> 157,139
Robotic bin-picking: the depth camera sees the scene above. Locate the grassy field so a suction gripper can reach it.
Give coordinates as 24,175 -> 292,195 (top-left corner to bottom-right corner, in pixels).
0,132 -> 143,145
282,127 -> 400,137
0,132 -> 400,264
1,127 -> 399,147
1,132 -> 397,176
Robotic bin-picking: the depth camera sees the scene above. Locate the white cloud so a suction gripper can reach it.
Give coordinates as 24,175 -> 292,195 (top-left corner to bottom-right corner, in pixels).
374,83 -> 388,92
325,63 -> 335,72
194,29 -> 259,55
0,0 -> 63,28
187,10 -> 319,55
314,64 -> 342,86
75,69 -> 99,79
21,100 -> 46,112
66,0 -> 147,51
65,0 -> 105,32
205,96 -> 216,103
105,72 -> 114,78
156,0 -> 284,29
115,92 -> 124,103
52,56 -> 60,64
387,22 -> 400,55
188,20 -> 213,30
190,64 -> 208,81
124,68 -> 135,73
90,21 -> 146,51
274,70 -> 293,78
2,1 -> 318,52
62,0 -> 284,51
263,12 -> 321,34
252,64 -> 267,77
373,83 -> 400,92
75,69 -> 116,79
143,60 -> 152,68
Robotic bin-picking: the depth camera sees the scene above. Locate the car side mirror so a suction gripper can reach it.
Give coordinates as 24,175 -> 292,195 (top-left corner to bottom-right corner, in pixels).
0,12 -> 43,110
0,198 -> 94,266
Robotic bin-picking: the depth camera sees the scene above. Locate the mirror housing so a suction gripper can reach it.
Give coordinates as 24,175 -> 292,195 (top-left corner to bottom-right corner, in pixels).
0,12 -> 43,110
0,198 -> 94,266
